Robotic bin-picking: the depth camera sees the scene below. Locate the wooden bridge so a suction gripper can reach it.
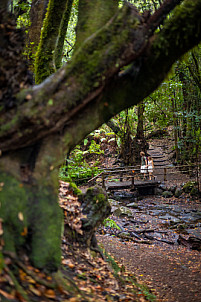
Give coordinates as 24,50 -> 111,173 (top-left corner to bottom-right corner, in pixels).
85,143 -> 201,193
89,166 -> 161,193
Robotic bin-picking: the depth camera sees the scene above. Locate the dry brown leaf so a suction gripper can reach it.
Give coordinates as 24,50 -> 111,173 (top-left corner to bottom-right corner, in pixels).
21,227 -> 28,236
29,285 -> 41,296
44,289 -> 56,299
0,289 -> 15,299
26,276 -> 36,284
68,297 -> 80,302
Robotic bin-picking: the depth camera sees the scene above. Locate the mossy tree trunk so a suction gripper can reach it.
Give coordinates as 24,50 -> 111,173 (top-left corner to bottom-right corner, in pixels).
54,0 -> 74,69
75,0 -> 118,50
27,0 -> 49,69
34,0 -> 70,83
1,0 -> 201,272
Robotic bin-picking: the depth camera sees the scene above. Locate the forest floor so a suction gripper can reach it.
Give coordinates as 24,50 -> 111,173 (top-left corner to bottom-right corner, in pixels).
95,136 -> 201,302
2,136 -> 200,302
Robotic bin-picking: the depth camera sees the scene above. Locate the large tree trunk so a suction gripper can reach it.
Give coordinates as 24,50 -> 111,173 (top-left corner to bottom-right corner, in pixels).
0,136 -> 64,270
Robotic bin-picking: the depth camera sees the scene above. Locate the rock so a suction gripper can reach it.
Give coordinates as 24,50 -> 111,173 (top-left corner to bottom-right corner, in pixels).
127,202 -> 138,209
174,188 -> 182,198
169,185 -> 177,194
155,188 -> 163,195
113,206 -> 132,217
162,191 -> 173,198
190,187 -> 199,196
159,184 -> 168,191
111,206 -> 119,213
118,232 -> 131,239
108,199 -> 119,207
183,181 -> 197,193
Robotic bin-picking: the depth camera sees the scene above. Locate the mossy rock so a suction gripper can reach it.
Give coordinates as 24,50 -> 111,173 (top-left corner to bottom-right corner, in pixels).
174,188 -> 182,198
113,206 -> 132,217
162,191 -> 173,198
183,181 -> 197,193
190,187 -> 199,196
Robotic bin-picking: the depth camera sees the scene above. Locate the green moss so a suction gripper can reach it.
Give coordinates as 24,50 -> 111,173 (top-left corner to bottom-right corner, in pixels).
183,181 -> 197,193
0,173 -> 29,253
0,114 -> 19,134
93,193 -> 106,204
0,171 -> 62,271
69,181 -> 82,196
34,0 -> 68,84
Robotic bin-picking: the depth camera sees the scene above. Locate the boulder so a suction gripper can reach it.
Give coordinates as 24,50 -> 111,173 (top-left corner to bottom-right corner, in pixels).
113,206 -> 132,217
162,191 -> 173,198
174,188 -> 182,198
183,181 -> 197,193
127,202 -> 138,209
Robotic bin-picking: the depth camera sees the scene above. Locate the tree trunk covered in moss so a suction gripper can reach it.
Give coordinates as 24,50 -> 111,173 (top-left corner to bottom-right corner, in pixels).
54,0 -> 74,69
34,0 -> 69,83
75,0 -> 118,50
27,0 -> 49,69
1,0 -> 201,273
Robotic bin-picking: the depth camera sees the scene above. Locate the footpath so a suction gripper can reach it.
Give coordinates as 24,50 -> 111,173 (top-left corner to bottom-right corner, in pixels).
97,138 -> 201,302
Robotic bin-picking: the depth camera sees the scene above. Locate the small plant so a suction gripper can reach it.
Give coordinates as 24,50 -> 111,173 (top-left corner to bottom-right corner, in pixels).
59,141 -> 104,184
103,218 -> 121,230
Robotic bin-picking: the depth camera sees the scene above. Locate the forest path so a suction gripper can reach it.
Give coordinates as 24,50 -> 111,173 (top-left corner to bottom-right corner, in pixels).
97,136 -> 201,302
147,138 -> 190,186
98,232 -> 201,302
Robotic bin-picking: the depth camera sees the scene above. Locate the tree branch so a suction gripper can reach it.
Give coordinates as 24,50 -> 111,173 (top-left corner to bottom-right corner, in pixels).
0,0 -> 201,155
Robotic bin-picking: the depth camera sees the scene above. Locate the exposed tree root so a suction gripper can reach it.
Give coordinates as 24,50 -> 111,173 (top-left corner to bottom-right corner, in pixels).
1,251 -> 86,301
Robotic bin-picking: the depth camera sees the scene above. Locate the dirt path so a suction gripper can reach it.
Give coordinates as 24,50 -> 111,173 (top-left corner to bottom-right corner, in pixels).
97,137 -> 201,302
98,234 -> 201,302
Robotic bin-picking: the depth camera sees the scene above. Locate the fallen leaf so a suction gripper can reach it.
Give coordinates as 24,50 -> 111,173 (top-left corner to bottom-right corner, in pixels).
29,286 -> 41,296
0,289 -> 15,299
44,289 -> 56,299
21,227 -> 28,236
18,212 -> 24,221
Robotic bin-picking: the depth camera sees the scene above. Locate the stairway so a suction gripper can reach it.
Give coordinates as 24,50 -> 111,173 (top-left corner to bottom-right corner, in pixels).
147,142 -> 189,185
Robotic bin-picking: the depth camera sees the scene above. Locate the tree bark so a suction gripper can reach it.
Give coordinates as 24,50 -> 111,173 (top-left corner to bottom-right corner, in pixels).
34,0 -> 68,83
54,0 -> 74,69
27,0 -> 49,69
1,0 -> 201,154
75,0 -> 119,50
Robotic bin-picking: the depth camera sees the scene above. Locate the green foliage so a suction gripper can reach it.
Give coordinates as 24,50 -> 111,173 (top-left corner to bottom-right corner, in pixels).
14,1 -> 31,29
103,218 -> 121,230
144,79 -> 183,131
59,141 -> 104,184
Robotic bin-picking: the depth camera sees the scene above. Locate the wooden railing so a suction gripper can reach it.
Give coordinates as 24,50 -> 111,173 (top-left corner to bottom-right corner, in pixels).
87,163 -> 201,191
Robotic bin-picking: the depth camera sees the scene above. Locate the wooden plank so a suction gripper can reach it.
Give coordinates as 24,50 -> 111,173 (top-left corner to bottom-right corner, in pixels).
105,180 -> 159,190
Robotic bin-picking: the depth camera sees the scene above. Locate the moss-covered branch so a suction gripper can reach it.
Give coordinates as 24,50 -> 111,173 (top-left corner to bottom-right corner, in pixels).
1,0 -> 201,155
75,0 -> 119,50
